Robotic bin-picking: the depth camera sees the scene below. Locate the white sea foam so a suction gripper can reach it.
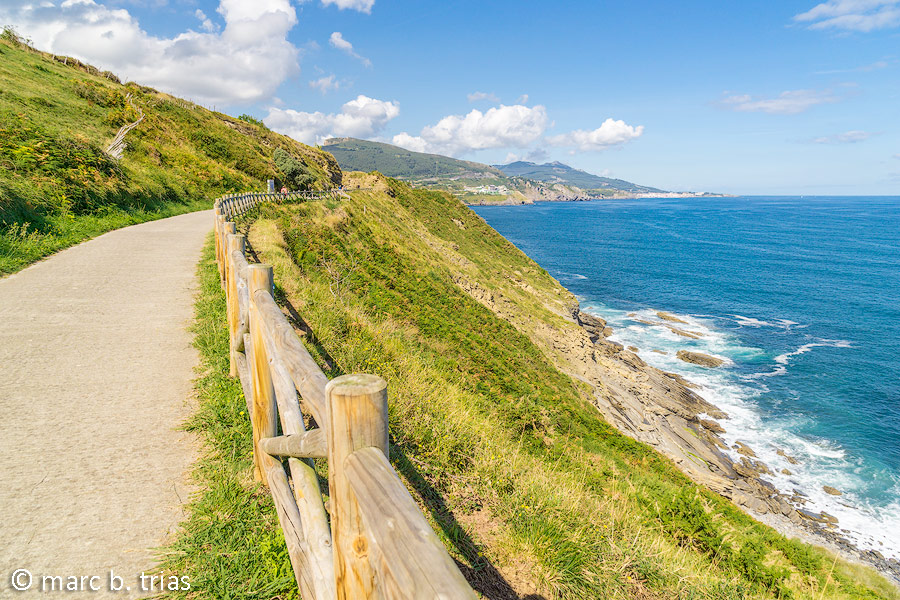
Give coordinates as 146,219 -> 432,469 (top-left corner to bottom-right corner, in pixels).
732,314 -> 806,330
581,302 -> 899,559
556,271 -> 589,281
774,339 -> 853,365
733,314 -> 777,327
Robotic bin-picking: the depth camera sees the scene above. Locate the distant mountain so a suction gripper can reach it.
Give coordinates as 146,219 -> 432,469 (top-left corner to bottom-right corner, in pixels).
323,138 -> 502,180
494,161 -> 663,193
323,138 -> 677,205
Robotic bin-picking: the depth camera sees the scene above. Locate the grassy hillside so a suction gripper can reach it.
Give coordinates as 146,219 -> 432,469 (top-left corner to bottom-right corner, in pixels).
179,175 -> 896,599
0,32 -> 340,275
324,137 -> 503,180
496,160 -> 663,193
324,137 -> 669,203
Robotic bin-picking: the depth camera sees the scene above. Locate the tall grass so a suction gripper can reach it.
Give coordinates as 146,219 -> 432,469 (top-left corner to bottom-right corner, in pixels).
0,37 -> 340,275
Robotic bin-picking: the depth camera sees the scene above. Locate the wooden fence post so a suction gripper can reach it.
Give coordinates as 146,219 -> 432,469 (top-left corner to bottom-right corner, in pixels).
326,374 -> 389,600
216,214 -> 227,287
214,207 -> 222,267
225,233 -> 245,377
248,264 -> 278,482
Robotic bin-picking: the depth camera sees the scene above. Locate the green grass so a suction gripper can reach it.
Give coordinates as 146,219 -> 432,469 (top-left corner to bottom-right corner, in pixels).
238,177 -> 899,599
159,182 -> 899,599
0,35 -> 341,275
158,236 -> 298,600
0,200 -> 209,274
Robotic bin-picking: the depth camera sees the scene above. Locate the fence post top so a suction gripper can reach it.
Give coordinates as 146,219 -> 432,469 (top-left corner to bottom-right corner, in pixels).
326,374 -> 387,398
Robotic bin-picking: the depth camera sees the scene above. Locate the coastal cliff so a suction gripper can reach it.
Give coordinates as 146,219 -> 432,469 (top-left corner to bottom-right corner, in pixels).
245,174 -> 899,598
451,252 -> 899,583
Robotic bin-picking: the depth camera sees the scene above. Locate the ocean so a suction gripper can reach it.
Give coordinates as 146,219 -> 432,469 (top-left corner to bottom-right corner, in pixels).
472,196 -> 900,559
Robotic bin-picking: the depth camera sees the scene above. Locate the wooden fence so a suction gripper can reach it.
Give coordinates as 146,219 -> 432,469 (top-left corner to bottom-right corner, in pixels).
213,192 -> 476,600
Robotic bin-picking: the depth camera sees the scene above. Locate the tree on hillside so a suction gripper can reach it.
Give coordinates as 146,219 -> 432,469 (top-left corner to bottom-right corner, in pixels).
274,148 -> 314,190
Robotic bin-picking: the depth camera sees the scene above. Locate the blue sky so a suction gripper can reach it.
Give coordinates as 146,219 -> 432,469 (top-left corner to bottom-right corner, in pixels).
3,0 -> 899,194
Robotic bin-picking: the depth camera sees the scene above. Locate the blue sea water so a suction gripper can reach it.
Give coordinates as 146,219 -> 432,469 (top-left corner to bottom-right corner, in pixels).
473,196 -> 900,557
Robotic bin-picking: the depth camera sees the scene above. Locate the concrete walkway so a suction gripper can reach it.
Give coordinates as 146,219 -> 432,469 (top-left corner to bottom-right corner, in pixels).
0,211 -> 210,597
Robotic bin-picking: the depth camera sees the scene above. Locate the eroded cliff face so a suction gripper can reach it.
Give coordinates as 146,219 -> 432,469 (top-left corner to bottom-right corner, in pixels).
447,269 -> 900,582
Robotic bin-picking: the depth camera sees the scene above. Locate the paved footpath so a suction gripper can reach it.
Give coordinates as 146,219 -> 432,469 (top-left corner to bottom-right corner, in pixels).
0,211 -> 211,597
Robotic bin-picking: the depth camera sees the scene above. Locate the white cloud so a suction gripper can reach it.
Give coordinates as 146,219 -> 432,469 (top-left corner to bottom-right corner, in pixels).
194,9 -> 217,33
309,74 -> 340,94
467,91 -> 500,103
810,130 -> 878,143
392,104 -> 549,156
321,0 -> 375,14
720,89 -> 839,114
265,94 -> 399,145
0,0 -> 300,106
547,118 -> 644,151
329,31 -> 371,67
794,0 -> 900,31
517,94 -> 529,104
392,132 -> 429,153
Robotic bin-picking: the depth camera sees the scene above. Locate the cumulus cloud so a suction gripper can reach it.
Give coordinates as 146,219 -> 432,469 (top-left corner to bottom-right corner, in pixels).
329,31 -> 371,67
720,89 -> 839,114
309,74 -> 340,94
0,0 -> 300,106
467,91 -> 500,103
794,0 -> 900,31
810,130 -> 878,143
265,94 -> 399,145
321,0 -> 375,14
547,118 -> 644,151
392,104 -> 549,156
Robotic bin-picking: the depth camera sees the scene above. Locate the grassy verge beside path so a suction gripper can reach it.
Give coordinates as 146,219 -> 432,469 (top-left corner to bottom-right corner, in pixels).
158,235 -> 298,600
0,200 -> 209,275
161,191 -> 900,599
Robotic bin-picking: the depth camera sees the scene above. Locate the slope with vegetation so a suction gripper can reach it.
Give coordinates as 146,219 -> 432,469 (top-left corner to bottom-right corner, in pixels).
170,172 -> 899,599
0,29 -> 339,275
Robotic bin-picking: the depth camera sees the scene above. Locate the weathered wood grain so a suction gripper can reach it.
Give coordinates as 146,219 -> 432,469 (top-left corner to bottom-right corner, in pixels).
248,264 -> 278,482
256,290 -> 336,599
327,374 -> 389,600
253,289 -> 329,428
346,447 -> 476,599
265,461 -> 317,599
259,430 -> 326,458
225,233 -> 244,377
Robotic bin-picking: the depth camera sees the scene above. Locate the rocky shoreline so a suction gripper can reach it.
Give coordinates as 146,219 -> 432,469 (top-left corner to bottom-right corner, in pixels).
462,183 -> 732,206
449,263 -> 898,585
565,306 -> 900,585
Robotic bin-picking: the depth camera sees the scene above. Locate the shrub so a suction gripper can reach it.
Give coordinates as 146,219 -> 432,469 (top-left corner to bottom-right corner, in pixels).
273,148 -> 314,190
1,26 -> 29,47
237,114 -> 266,128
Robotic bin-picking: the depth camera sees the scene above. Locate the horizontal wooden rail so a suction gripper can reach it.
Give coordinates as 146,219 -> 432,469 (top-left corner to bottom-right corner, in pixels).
259,430 -> 327,459
213,190 -> 475,599
346,447 -> 475,598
